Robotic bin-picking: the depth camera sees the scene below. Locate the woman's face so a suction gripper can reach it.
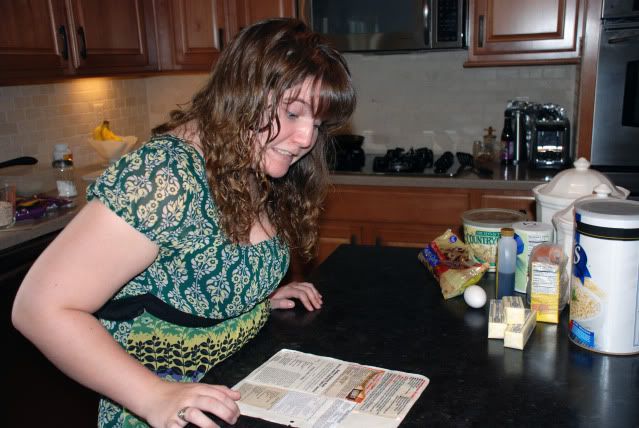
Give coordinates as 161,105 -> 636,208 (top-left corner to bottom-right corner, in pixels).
256,78 -> 322,178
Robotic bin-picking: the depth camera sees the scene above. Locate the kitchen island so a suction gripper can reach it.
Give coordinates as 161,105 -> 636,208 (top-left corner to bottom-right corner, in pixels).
203,244 -> 638,427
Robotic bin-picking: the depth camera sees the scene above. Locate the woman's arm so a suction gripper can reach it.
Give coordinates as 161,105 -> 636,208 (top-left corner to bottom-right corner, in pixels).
12,200 -> 240,427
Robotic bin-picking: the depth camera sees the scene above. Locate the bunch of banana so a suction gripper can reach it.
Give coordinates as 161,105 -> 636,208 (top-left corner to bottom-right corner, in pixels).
92,120 -> 123,141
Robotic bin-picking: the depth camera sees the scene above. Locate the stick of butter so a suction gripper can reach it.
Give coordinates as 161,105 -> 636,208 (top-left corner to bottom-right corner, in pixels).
504,309 -> 537,350
488,299 -> 506,339
503,295 -> 526,324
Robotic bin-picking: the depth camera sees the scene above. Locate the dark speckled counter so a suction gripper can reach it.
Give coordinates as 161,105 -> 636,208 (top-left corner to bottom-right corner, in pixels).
330,157 -> 556,190
202,245 -> 639,427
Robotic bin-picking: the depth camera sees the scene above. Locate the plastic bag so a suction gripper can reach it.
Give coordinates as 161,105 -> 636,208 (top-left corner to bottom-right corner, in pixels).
418,229 -> 489,299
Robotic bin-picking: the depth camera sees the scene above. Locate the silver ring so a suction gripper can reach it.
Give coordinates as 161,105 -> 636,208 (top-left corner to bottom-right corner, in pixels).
177,407 -> 188,422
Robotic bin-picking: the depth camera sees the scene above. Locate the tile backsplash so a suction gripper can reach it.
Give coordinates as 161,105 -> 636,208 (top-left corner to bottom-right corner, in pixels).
0,78 -> 150,167
0,50 -> 577,166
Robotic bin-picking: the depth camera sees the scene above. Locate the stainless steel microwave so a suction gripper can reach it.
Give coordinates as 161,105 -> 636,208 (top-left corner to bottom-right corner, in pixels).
299,0 -> 467,52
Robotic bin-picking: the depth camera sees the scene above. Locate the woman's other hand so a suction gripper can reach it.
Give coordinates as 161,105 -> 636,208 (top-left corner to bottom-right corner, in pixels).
147,381 -> 240,428
269,282 -> 323,311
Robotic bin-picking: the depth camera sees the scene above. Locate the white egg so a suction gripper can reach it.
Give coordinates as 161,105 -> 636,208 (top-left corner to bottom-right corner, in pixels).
463,285 -> 487,308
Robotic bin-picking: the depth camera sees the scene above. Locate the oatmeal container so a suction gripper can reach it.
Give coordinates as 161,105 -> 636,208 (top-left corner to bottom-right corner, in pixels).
462,208 -> 526,272
570,198 -> 639,355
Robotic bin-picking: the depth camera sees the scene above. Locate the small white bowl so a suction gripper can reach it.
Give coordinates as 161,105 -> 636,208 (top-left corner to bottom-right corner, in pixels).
88,136 -> 139,164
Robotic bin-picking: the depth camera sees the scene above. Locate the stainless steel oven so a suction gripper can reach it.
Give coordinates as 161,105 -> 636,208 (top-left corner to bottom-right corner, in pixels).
591,0 -> 639,199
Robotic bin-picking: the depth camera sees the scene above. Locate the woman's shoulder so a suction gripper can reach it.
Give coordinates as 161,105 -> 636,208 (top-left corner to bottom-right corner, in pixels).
131,134 -> 204,168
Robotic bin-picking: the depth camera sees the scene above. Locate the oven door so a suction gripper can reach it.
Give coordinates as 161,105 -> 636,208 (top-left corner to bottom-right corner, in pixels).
591,20 -> 639,167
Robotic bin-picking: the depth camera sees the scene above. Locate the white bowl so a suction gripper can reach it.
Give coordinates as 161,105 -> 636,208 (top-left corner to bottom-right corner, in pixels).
88,136 -> 139,164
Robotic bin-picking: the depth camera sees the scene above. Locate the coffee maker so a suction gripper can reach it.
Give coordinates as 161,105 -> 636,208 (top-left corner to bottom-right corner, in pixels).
503,100 -> 535,165
530,104 -> 571,169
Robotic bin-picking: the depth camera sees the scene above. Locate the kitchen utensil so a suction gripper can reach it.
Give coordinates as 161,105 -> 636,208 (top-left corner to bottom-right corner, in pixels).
434,151 -> 454,174
455,152 -> 494,178
0,156 -> 38,169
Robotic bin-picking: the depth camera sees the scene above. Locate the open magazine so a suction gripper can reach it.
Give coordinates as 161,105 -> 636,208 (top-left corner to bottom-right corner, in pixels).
234,349 -> 429,428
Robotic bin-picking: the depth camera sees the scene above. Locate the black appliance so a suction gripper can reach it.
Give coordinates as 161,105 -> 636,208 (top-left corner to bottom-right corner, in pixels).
299,0 -> 467,52
373,147 -> 434,173
329,134 -> 366,172
530,104 -> 571,169
590,0 -> 639,198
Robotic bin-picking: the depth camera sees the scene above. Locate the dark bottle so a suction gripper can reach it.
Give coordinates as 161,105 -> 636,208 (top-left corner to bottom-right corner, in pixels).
500,116 -> 514,165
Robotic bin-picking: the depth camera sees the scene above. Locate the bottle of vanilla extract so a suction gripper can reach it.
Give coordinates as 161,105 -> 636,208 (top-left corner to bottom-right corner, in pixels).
496,227 -> 517,298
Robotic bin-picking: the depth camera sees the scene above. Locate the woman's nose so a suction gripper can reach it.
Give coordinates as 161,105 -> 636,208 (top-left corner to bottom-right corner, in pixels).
295,122 -> 316,148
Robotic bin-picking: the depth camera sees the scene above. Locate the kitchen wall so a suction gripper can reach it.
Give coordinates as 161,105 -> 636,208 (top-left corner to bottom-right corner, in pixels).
147,51 -> 577,156
0,78 -> 150,167
0,50 -> 577,167
345,51 -> 577,154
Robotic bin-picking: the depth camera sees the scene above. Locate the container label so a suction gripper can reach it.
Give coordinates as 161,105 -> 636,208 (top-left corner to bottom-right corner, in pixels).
570,320 -> 595,348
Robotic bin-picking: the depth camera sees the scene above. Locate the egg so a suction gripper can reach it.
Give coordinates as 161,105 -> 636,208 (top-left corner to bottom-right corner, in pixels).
463,285 -> 487,308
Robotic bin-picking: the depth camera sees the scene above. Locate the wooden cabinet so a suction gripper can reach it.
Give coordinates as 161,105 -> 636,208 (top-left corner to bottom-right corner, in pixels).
473,189 -> 536,220
464,0 -> 584,67
0,0 -> 157,83
234,0 -> 296,31
155,0 -> 230,71
288,184 -> 536,280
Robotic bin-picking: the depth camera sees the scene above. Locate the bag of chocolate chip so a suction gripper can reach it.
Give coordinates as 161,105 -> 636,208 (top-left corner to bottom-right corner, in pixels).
418,229 -> 489,299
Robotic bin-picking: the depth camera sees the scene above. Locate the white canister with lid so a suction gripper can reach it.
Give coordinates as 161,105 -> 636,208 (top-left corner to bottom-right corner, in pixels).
552,184 -> 619,301
533,157 -> 629,224
569,198 -> 639,355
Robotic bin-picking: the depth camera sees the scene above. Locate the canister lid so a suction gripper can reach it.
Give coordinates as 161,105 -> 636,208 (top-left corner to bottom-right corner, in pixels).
574,199 -> 639,238
461,208 -> 526,227
533,158 -> 629,201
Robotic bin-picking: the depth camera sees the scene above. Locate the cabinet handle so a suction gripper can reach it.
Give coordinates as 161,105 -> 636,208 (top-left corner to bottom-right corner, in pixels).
350,234 -> 358,245
218,28 -> 224,50
478,15 -> 484,48
58,25 -> 69,60
77,26 -> 87,59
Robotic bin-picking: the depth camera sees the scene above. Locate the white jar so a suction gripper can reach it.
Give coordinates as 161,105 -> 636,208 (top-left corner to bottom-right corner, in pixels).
533,157 -> 629,224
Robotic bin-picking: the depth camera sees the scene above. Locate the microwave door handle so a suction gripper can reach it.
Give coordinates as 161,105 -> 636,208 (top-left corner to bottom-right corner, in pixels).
423,0 -> 431,46
608,32 -> 639,44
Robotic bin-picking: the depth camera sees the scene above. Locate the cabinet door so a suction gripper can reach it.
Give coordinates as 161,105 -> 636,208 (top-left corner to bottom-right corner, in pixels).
288,220 -> 360,280
0,0 -> 72,82
68,0 -> 157,73
465,0 -> 583,66
366,223 -> 444,249
235,0 -> 296,30
477,190 -> 536,220
156,0 -> 229,71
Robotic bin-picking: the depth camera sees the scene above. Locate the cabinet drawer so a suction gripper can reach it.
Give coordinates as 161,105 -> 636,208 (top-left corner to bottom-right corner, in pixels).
324,185 -> 472,225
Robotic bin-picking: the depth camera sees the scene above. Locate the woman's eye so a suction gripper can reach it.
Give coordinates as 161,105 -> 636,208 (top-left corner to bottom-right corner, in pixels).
286,111 -> 298,119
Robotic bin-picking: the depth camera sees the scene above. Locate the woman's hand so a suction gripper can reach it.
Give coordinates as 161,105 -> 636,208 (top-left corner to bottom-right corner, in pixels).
146,381 -> 240,428
269,281 -> 323,311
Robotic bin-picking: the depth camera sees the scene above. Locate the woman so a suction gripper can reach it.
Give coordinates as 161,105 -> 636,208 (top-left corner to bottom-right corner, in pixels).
12,18 -> 355,428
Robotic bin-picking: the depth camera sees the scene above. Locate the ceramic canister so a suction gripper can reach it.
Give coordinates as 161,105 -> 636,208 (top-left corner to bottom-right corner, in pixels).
570,199 -> 639,355
512,221 -> 554,294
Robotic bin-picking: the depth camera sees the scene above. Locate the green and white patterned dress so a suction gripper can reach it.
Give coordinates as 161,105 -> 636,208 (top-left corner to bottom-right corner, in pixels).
87,135 -> 289,427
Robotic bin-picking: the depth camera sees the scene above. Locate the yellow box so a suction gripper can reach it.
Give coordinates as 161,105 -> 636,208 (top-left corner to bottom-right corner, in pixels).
529,261 -> 560,323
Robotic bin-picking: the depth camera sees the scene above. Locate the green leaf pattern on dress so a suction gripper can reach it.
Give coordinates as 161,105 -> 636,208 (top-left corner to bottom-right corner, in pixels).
87,136 -> 288,427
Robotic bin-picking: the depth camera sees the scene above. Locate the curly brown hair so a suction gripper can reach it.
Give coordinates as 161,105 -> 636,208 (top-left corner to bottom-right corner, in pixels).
153,18 -> 356,260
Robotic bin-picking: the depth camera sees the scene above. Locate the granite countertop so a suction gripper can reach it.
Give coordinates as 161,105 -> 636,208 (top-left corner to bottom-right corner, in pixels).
0,164 -> 104,251
202,245 -> 639,427
0,156 -> 555,252
330,154 -> 556,190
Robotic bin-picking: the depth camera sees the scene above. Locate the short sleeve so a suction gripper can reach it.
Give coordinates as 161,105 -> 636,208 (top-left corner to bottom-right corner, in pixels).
87,137 -> 205,244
